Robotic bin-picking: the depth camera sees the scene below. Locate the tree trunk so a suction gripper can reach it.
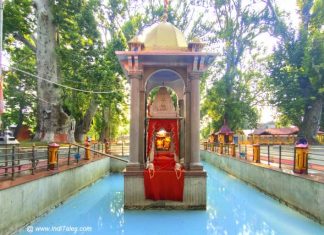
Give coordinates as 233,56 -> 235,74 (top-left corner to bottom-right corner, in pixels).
74,99 -> 99,142
32,0 -> 74,143
100,106 -> 110,141
298,97 -> 322,144
13,104 -> 24,138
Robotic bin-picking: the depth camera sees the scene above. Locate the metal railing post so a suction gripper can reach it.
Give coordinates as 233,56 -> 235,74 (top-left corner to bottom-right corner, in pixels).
122,140 -> 124,157
56,148 -> 59,171
5,145 -> 8,175
17,146 -> 21,171
293,147 -> 296,172
11,146 -> 15,180
267,145 -> 270,165
306,149 -> 308,174
245,145 -> 247,160
32,144 -> 35,175
47,145 -> 49,170
68,144 -> 71,165
279,145 -> 282,169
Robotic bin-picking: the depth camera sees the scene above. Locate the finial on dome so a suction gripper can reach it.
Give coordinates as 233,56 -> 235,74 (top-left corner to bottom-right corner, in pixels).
162,0 -> 169,22
128,36 -> 144,51
188,38 -> 205,52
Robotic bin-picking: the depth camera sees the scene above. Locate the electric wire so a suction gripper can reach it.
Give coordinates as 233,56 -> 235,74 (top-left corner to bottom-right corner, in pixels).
1,64 -> 117,94
31,93 -> 56,106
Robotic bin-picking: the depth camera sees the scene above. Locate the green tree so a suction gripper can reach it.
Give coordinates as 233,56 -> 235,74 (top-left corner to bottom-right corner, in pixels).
2,46 -> 36,136
202,0 -> 274,133
266,0 -> 324,143
3,0 -> 128,142
2,0 -> 36,135
4,0 -> 75,142
54,0 -> 126,142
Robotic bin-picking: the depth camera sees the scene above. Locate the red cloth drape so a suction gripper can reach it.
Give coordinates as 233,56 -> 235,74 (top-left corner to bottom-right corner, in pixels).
153,155 -> 175,170
145,119 -> 183,201
144,169 -> 184,201
147,119 -> 179,157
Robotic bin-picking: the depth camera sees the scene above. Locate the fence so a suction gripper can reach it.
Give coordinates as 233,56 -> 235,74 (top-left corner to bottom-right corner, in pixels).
0,142 -> 128,181
108,141 -> 130,157
202,142 -> 324,175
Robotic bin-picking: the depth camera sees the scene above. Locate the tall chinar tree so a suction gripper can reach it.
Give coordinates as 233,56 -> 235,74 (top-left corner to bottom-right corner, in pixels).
54,0 -> 126,142
4,0 -> 126,142
33,0 -> 74,142
266,0 -> 324,143
202,0 -> 276,132
4,0 -> 74,142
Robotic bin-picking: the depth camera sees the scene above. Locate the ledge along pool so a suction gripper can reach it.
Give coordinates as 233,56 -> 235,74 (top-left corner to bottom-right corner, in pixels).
18,162 -> 324,235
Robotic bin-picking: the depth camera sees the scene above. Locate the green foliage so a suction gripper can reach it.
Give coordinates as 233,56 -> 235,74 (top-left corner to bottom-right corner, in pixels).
3,0 -> 129,139
202,0 -> 272,133
93,102 -> 128,140
266,0 -> 324,131
53,0 -> 127,139
2,46 -> 36,131
3,0 -> 34,36
202,78 -> 259,132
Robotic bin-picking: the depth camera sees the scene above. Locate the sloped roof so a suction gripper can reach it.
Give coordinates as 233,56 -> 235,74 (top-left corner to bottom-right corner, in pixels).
217,123 -> 234,135
318,130 -> 324,135
252,127 -> 299,135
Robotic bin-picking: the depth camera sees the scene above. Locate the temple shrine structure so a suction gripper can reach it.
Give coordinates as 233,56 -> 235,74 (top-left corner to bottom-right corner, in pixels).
116,18 -> 216,209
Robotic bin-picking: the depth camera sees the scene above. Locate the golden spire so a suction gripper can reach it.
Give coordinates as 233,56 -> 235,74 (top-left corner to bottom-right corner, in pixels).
162,0 -> 169,22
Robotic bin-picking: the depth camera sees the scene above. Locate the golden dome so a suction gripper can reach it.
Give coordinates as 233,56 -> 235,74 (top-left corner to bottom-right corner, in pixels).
143,22 -> 188,51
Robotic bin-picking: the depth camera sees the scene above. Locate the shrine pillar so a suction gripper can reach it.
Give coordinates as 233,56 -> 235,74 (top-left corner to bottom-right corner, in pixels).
179,99 -> 185,162
189,72 -> 203,170
184,89 -> 191,169
128,72 -> 142,170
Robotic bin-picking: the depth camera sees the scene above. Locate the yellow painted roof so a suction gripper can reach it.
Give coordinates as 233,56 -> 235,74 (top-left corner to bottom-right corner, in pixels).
143,22 -> 188,51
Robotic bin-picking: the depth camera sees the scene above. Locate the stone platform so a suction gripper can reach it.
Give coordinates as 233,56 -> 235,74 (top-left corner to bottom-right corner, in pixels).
124,170 -> 206,209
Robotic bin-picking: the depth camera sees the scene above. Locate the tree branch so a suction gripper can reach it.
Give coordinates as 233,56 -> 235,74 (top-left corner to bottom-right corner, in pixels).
13,33 -> 36,53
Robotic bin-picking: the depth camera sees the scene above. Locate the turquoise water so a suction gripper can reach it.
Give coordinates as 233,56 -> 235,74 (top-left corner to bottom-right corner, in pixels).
19,162 -> 324,235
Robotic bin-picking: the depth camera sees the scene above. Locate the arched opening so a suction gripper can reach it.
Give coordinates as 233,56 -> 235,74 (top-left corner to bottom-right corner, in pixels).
145,69 -> 185,100
144,70 -> 185,165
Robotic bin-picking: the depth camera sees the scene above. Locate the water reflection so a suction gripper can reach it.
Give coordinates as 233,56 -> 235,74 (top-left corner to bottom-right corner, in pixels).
204,163 -> 322,235
18,164 -> 324,235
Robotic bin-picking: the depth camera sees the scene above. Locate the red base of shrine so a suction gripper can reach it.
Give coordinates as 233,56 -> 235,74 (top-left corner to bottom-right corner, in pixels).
144,169 -> 184,201
153,154 -> 175,170
144,154 -> 184,201
144,118 -> 184,201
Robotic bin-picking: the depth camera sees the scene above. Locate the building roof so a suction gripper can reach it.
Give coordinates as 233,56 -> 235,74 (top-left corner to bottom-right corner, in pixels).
143,22 -> 188,51
252,127 -> 299,135
217,123 -> 234,135
128,35 -> 143,44
318,130 -> 324,135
